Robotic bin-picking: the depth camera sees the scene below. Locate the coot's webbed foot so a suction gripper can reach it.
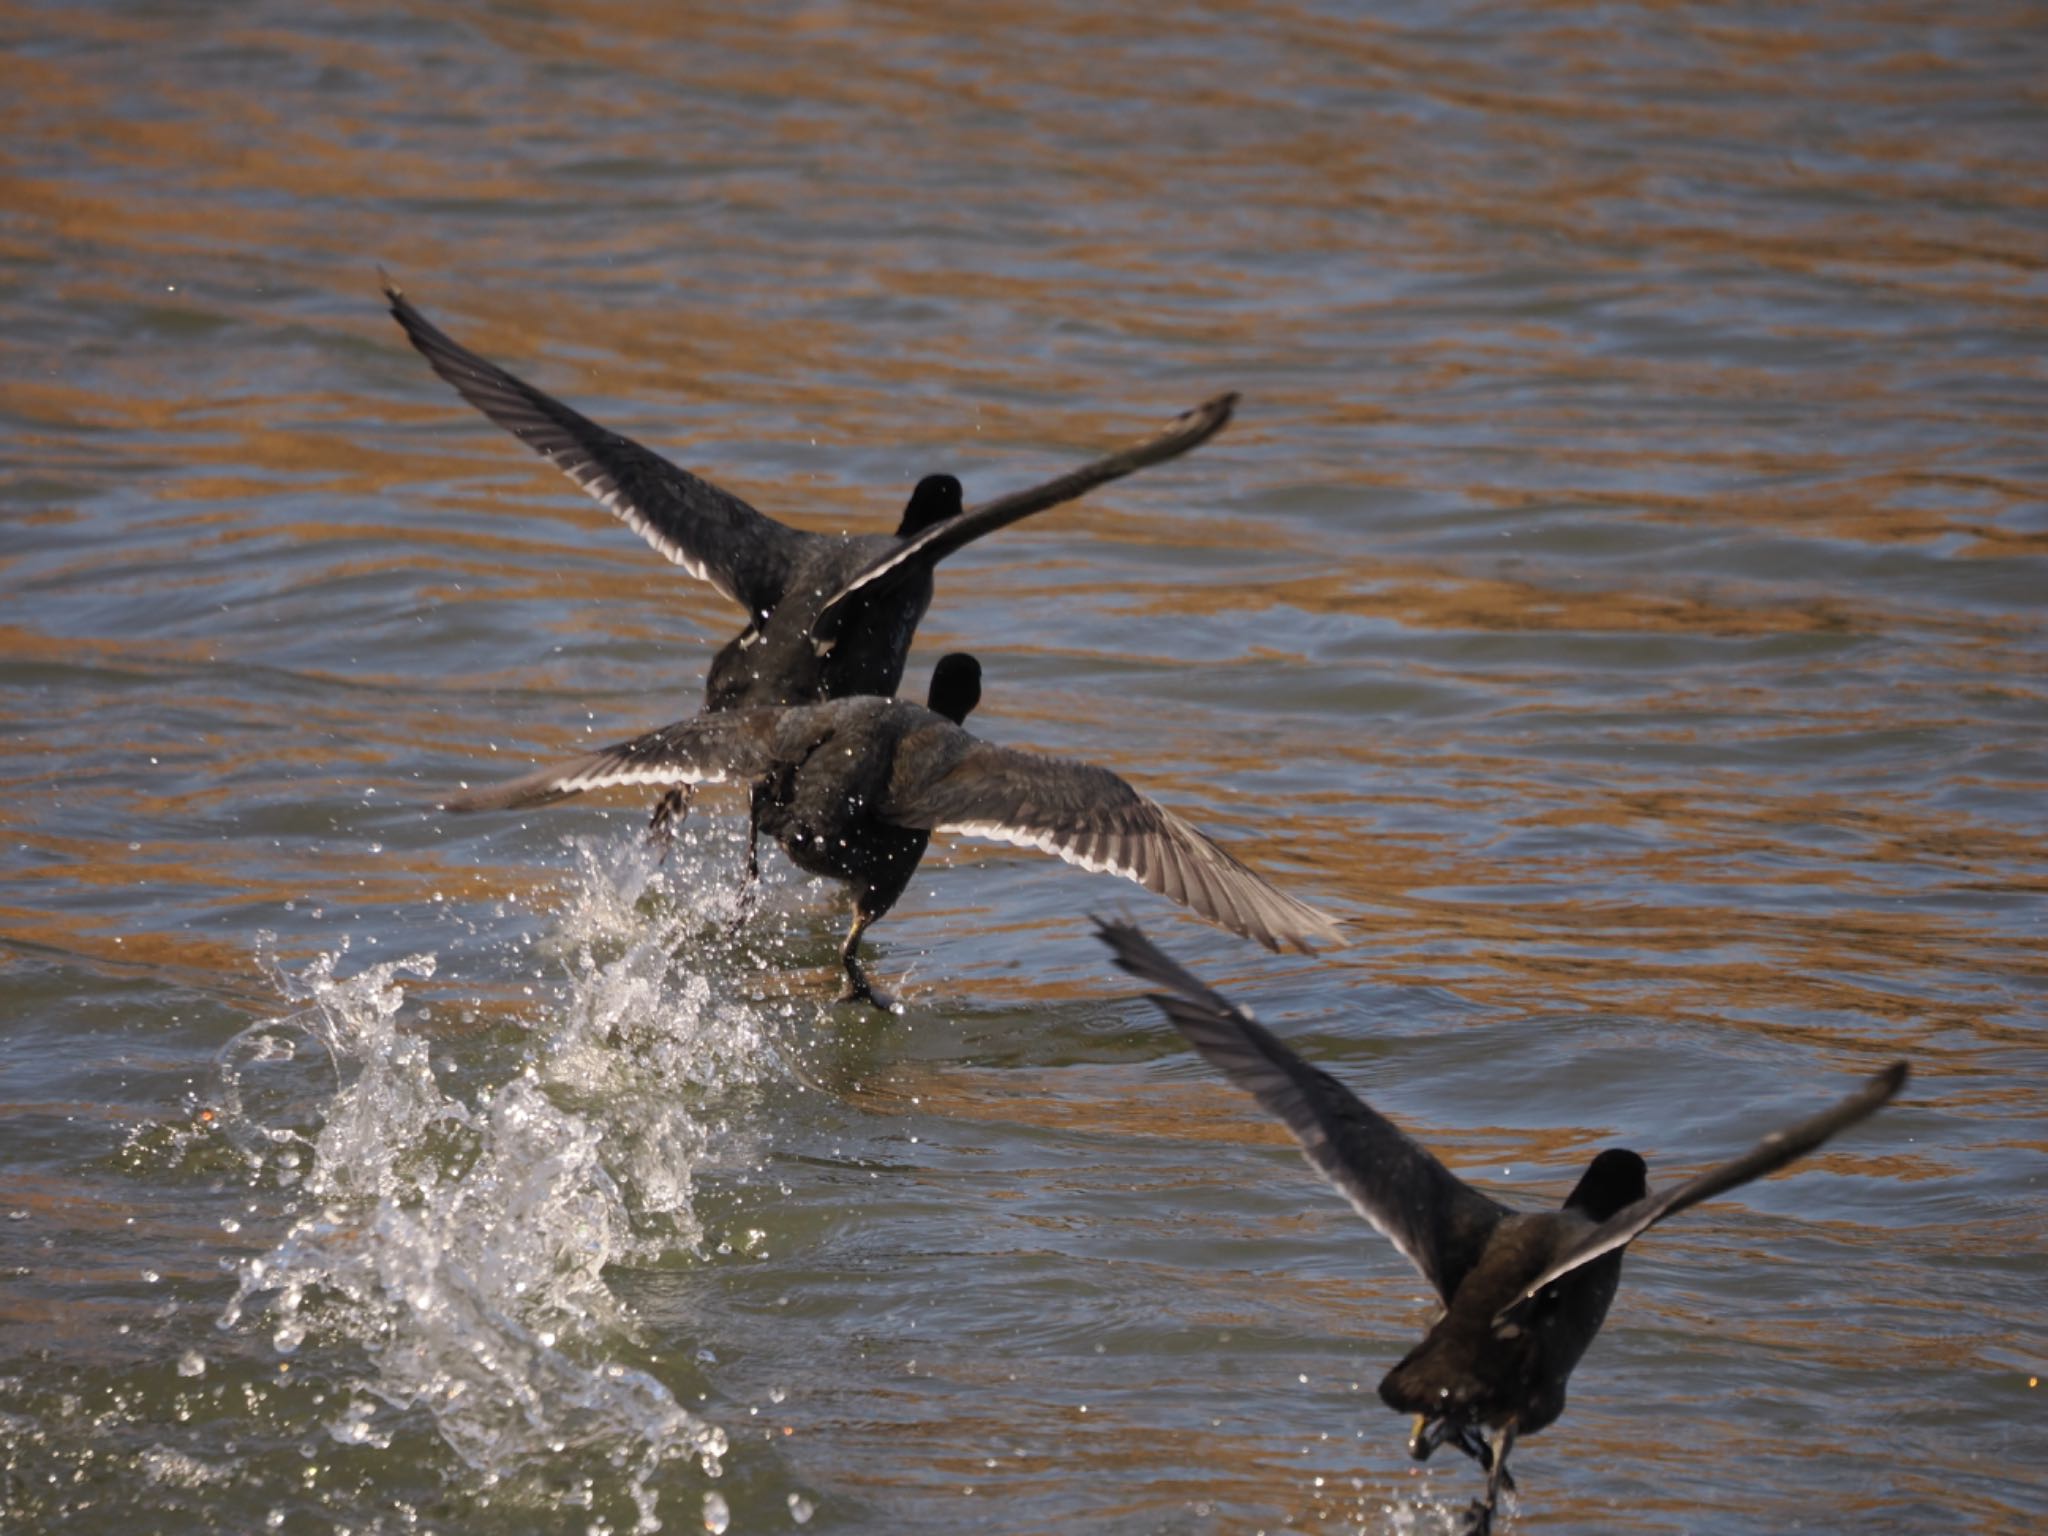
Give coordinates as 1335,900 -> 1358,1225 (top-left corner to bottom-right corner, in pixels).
647,786 -> 692,853
1452,1426 -> 1513,1489
1456,1422 -> 1517,1536
834,909 -> 898,1015
1409,1414 -> 1449,1462
834,955 -> 898,1016
1409,1416 -> 1513,1490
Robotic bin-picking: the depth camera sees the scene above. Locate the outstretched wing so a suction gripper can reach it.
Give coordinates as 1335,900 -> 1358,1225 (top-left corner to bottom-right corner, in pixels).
882,739 -> 1341,954
1495,1061 -> 1909,1327
442,711 -> 783,812
386,282 -> 803,615
1095,920 -> 1508,1303
810,393 -> 1238,636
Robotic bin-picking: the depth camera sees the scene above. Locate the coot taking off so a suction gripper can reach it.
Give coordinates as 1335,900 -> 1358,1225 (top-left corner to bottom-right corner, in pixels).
385,282 -> 1236,712
445,657 -> 1342,1010
1094,919 -> 1906,1535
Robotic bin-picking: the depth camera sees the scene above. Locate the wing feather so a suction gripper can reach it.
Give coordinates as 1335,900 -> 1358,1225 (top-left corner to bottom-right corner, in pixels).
386,282 -> 802,614
1495,1061 -> 1909,1326
442,711 -> 783,813
1095,920 -> 1508,1302
810,393 -> 1237,635
884,740 -> 1341,954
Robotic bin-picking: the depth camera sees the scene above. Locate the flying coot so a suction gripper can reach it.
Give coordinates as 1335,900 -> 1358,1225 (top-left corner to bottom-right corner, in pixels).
445,657 -> 1342,1010
1095,918 -> 1907,1534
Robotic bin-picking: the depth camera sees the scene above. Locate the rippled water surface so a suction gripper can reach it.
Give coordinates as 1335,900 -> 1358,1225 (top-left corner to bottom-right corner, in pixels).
4,3 -> 2045,1532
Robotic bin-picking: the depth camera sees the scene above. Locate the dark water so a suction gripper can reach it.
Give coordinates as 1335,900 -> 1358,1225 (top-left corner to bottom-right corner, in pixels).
3,2 -> 2044,1532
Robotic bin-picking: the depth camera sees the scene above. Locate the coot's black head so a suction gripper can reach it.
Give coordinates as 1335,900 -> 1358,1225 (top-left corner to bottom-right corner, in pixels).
1563,1149 -> 1647,1222
897,474 -> 963,538
927,652 -> 981,725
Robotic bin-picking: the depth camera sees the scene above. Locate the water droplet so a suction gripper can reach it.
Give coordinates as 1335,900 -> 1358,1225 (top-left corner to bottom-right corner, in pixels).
701,1491 -> 730,1533
178,1351 -> 206,1377
787,1493 -> 814,1524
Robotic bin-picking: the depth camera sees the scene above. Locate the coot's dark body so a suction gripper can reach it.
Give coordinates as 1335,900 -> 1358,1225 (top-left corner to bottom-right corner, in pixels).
448,659 -> 1341,1009
1095,920 -> 1907,1534
386,282 -> 1233,714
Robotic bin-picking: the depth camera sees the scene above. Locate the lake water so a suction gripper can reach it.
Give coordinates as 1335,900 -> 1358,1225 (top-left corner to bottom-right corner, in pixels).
2,3 -> 2044,1533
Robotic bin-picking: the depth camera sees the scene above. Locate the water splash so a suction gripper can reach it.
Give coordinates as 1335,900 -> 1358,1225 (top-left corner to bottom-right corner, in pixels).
215,834 -> 795,1531
535,833 -> 801,1251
